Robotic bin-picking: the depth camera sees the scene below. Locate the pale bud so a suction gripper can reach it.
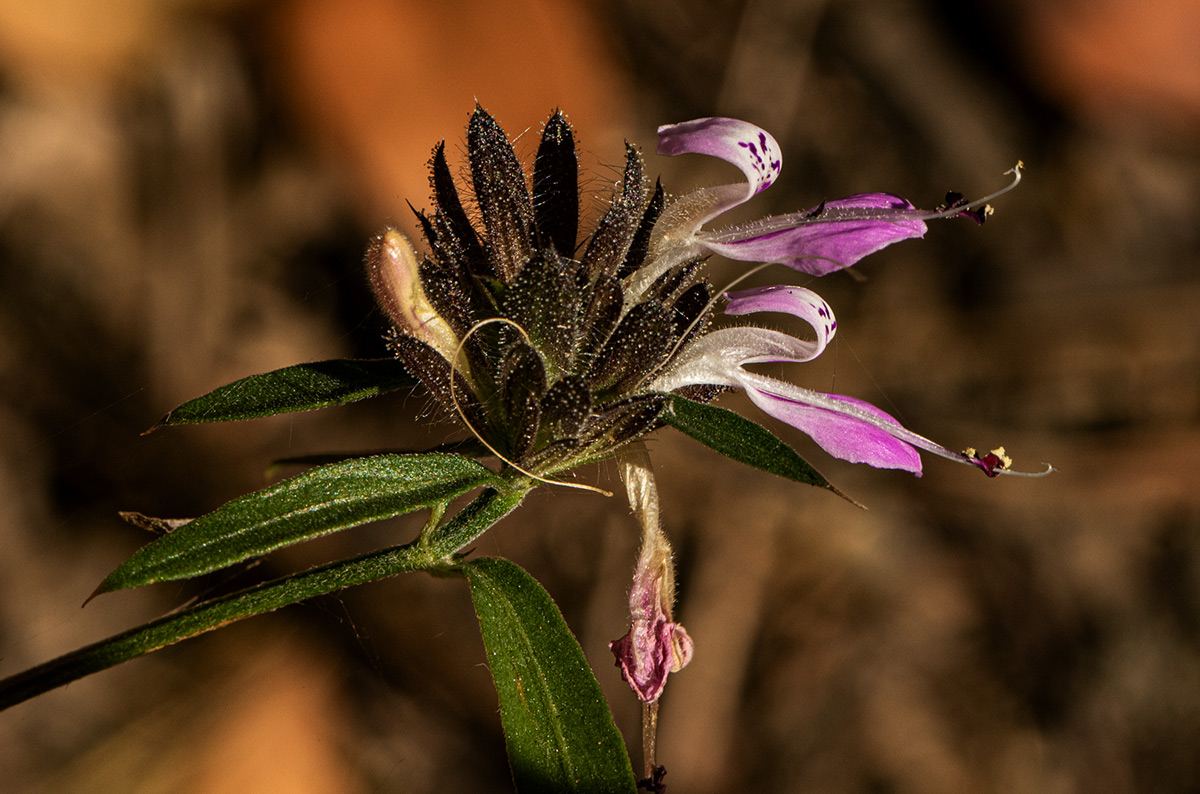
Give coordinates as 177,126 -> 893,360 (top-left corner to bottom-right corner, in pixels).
366,228 -> 460,364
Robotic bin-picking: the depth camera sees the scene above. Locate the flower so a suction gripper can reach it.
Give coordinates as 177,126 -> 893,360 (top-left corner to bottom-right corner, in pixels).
367,106 -> 1043,485
366,105 -> 1046,722
638,116 -> 1041,478
649,283 -> 1019,476
629,117 -> 1014,295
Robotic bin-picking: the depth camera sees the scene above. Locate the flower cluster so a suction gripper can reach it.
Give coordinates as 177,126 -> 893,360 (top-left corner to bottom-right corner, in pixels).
369,106 -> 1045,705
370,108 -> 1032,481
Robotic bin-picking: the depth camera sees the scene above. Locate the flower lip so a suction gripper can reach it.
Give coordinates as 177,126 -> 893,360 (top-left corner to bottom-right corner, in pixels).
655,117 -> 781,224
722,284 -> 837,359
701,193 -> 929,277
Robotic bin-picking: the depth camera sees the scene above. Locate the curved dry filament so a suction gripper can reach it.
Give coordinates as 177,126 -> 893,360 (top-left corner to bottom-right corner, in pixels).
449,318 -> 613,497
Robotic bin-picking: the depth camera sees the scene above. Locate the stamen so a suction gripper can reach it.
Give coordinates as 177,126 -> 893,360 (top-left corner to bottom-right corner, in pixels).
962,445 -> 1054,478
449,318 -> 613,497
925,162 -> 1024,222
987,462 -> 1056,478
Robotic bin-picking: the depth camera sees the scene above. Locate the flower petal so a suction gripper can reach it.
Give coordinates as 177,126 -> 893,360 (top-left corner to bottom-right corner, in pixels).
735,371 -> 1048,476
651,285 -> 835,394
701,194 -> 928,276
650,283 -> 997,474
609,619 -> 693,703
650,327 -> 817,394
626,118 -> 785,297
737,373 -> 923,473
723,284 -> 837,354
656,117 -> 781,224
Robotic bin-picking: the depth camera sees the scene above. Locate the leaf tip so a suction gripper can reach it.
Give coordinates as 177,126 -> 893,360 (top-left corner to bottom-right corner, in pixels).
87,563 -> 146,602
82,580 -> 112,607
827,483 -> 867,510
143,410 -> 181,434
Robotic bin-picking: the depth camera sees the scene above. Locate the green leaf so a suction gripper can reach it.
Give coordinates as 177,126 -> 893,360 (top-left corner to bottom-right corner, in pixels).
266,439 -> 492,474
153,358 -> 416,427
662,394 -> 848,496
1,487 -> 529,712
96,454 -> 499,594
464,558 -> 637,794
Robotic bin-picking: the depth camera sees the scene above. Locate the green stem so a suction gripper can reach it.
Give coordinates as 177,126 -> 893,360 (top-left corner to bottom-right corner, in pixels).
428,470 -> 534,555
0,483 -> 530,711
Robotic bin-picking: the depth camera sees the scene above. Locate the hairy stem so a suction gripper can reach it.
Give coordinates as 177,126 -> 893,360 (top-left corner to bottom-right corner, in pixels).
642,700 -> 659,779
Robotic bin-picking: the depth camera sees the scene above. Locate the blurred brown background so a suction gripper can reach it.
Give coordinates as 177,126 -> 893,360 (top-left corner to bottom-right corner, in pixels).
2,0 -> 1198,792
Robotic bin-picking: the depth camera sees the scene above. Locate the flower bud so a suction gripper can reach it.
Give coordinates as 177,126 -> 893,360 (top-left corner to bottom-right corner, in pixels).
366,228 -> 460,364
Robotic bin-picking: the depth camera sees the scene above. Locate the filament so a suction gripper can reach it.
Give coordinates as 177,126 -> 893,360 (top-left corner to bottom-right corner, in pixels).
449,318 -> 613,497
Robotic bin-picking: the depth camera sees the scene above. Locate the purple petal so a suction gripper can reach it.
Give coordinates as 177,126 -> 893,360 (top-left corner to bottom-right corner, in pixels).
650,285 -> 836,392
739,373 -> 1054,476
609,619 -> 693,703
724,285 -> 837,351
738,378 -> 924,473
656,117 -> 782,224
701,194 -> 928,276
651,323 -> 923,473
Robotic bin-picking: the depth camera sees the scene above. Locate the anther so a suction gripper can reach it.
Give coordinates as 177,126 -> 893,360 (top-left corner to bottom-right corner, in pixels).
927,162 -> 1024,222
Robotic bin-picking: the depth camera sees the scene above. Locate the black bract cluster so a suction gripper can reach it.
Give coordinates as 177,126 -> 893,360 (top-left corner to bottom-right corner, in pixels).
368,107 -> 717,475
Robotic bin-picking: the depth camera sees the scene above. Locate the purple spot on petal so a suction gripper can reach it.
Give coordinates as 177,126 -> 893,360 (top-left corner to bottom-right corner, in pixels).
738,138 -> 775,185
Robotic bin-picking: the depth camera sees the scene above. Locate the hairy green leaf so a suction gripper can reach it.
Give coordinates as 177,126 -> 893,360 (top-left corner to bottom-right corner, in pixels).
1,487 -> 529,711
153,358 -> 416,427
465,558 -> 637,794
96,454 -> 499,594
663,395 -> 847,496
